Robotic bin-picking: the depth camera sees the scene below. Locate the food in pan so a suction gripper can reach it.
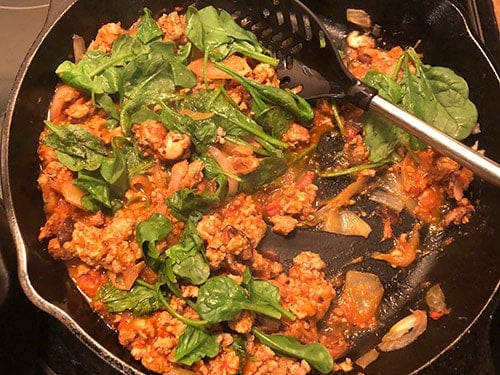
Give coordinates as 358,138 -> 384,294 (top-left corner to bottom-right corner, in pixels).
37,5 -> 477,374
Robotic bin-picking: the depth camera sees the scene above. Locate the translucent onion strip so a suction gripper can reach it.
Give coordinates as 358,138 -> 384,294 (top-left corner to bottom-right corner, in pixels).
207,145 -> 239,195
378,310 -> 428,352
425,284 -> 451,320
319,209 -> 372,238
355,349 -> 379,369
369,171 -> 416,213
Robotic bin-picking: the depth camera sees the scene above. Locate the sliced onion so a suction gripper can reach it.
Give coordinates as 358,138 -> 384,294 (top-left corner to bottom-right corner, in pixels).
369,190 -> 405,213
355,349 -> 379,369
370,171 -> 416,213
320,174 -> 369,212
178,108 -> 214,121
72,34 -> 86,63
318,208 -> 372,238
129,174 -> 153,195
336,358 -> 354,372
346,9 -> 372,29
207,145 -> 239,196
60,180 -> 85,209
425,284 -> 451,320
339,271 -> 384,328
378,310 -> 428,352
108,262 -> 145,291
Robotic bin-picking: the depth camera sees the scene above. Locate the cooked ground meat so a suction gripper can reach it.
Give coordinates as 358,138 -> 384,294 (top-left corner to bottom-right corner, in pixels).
197,194 -> 267,270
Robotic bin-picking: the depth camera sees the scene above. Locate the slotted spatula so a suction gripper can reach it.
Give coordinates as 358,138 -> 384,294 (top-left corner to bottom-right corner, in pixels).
196,0 -> 500,186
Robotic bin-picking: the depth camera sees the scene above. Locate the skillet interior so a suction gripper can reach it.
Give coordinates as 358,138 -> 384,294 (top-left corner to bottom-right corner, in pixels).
1,0 -> 499,374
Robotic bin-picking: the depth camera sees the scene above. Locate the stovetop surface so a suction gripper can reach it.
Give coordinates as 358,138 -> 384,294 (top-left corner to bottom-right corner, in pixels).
0,1 -> 498,374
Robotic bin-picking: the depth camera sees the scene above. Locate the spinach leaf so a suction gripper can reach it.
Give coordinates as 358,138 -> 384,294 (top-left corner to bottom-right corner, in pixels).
56,8 -> 197,135
363,112 -> 410,163
195,275 -> 286,323
399,48 -> 477,148
96,279 -> 208,329
215,62 -> 314,127
56,34 -> 145,94
166,188 -> 220,222
185,88 -> 289,156
195,276 -> 254,323
119,41 -> 197,134
173,326 -> 220,365
160,104 -> 218,152
238,157 -> 288,193
95,93 -> 120,125
100,151 -> 126,186
136,8 -> 164,44
425,67 -> 477,139
242,269 -> 295,321
96,280 -> 161,316
60,135 -> 149,213
136,213 -> 173,271
136,213 -> 209,285
165,155 -> 229,222
111,136 -> 154,176
196,155 -> 228,199
230,335 -> 248,359
42,121 -> 108,171
252,328 -> 334,374
100,153 -> 129,201
128,106 -> 161,125
362,47 -> 478,163
172,252 -> 209,286
364,70 -> 404,104
255,106 -> 293,139
185,6 -> 278,65
167,214 -> 210,285
74,170 -> 114,210
362,70 -> 409,162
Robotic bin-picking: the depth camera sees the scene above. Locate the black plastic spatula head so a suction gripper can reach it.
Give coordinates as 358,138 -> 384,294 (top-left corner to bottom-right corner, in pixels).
196,0 -> 500,186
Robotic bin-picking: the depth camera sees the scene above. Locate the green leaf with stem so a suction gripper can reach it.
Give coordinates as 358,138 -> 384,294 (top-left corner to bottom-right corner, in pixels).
252,328 -> 334,374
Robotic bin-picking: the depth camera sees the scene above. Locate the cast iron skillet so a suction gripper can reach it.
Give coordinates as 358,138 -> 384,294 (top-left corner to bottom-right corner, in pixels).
1,0 -> 499,374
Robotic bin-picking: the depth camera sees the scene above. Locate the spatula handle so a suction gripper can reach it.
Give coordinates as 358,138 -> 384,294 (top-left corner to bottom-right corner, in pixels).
369,95 -> 500,187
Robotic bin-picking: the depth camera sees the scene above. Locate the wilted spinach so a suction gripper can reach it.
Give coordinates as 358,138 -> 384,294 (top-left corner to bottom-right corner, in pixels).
136,213 -> 209,285
96,280 -> 161,316
173,325 -> 220,365
75,169 -> 125,212
242,268 -> 295,321
167,213 -> 210,285
43,122 -> 152,212
42,121 -> 108,171
363,47 -> 478,163
136,8 -> 164,44
160,104 -> 218,152
111,136 -> 154,176
185,5 -> 278,66
252,328 -> 334,374
215,62 -> 314,127
166,188 -> 220,222
197,155 -> 229,199
96,279 -> 207,329
136,213 -> 173,271
238,157 -> 288,193
119,41 -> 197,134
183,88 -> 289,157
195,270 -> 293,323
56,8 -> 196,135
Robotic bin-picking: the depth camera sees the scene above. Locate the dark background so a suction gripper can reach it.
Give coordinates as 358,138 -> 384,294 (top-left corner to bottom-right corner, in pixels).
0,1 -> 498,374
